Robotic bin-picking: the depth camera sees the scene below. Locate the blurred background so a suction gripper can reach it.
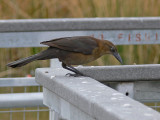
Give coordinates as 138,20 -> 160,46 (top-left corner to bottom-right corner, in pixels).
0,0 -> 160,78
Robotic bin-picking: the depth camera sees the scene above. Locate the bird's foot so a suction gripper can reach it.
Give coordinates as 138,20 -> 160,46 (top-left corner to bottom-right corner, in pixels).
65,73 -> 84,77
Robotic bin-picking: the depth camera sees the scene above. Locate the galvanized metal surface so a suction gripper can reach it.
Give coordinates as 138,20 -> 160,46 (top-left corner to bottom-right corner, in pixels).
0,77 -> 39,87
0,109 -> 49,113
36,68 -> 160,120
0,81 -> 49,120
0,29 -> 160,48
50,59 -> 62,68
0,92 -> 44,108
44,88 -> 96,120
35,65 -> 160,103
107,82 -> 134,99
77,64 -> 160,82
0,17 -> 160,32
134,81 -> 160,102
0,17 -> 160,48
107,81 -> 160,102
77,65 -> 160,102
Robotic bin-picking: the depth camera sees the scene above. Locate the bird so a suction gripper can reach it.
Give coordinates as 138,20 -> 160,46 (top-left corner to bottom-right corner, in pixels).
7,36 -> 123,77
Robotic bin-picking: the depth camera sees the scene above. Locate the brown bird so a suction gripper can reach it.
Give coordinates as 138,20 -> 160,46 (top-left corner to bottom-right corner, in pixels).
7,36 -> 122,76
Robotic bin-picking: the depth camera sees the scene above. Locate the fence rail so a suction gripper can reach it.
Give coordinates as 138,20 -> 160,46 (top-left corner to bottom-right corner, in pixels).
0,17 -> 160,48
0,77 -> 39,87
77,65 -> 160,102
77,64 -> 160,82
0,17 -> 160,32
36,67 -> 160,120
0,92 -> 44,108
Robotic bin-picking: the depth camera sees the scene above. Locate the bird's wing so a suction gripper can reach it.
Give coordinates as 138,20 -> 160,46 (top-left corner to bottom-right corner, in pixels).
40,36 -> 98,55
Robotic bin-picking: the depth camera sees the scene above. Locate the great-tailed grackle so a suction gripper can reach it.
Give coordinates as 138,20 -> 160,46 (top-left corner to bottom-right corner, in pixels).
7,36 -> 122,76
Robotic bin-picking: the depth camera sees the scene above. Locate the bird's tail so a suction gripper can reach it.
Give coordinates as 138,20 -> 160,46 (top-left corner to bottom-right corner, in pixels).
7,48 -> 56,68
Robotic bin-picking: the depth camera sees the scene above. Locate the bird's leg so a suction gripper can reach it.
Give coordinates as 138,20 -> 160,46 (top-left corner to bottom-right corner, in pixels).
62,63 -> 84,77
67,65 -> 84,76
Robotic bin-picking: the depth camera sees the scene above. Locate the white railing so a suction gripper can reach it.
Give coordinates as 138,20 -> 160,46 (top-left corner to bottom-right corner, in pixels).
36,66 -> 160,120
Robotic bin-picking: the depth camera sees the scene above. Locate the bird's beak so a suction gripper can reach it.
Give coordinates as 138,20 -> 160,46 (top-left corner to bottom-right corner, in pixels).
112,52 -> 123,64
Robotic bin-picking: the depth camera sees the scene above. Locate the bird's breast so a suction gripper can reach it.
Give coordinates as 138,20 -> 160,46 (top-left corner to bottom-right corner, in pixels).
61,48 -> 103,65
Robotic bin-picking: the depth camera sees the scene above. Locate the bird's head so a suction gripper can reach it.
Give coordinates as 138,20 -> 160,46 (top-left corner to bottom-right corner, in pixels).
102,40 -> 123,64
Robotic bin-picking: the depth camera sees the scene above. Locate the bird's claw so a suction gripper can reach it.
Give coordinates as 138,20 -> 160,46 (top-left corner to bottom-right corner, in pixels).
65,73 -> 90,77
65,73 -> 83,77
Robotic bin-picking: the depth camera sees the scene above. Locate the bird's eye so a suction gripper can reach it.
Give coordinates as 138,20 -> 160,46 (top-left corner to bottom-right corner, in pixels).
111,47 -> 116,52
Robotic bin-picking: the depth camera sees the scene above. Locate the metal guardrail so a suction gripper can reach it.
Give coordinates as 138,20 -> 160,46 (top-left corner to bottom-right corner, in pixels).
0,77 -> 44,109
0,77 -> 42,108
0,77 -> 38,87
1,17 -> 160,32
36,67 -> 160,120
0,77 -> 48,120
77,65 -> 160,103
77,64 -> 160,82
0,17 -> 160,48
0,92 -> 44,108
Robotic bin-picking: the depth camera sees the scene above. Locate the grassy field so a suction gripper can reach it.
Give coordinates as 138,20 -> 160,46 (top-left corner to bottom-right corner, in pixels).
0,0 -> 160,77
